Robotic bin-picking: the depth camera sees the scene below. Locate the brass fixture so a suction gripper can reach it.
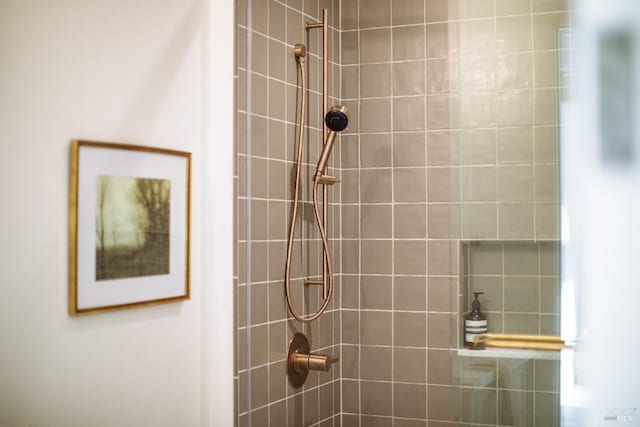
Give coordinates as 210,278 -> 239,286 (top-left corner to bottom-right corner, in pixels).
314,105 -> 349,182
310,8 -> 330,300
293,43 -> 306,60
316,175 -> 340,185
284,9 -> 342,323
473,333 -> 573,351
306,10 -> 330,295
287,333 -> 338,388
319,9 -> 330,299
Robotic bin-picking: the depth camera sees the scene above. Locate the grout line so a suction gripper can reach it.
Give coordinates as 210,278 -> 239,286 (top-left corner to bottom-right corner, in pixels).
492,5 -> 498,423
282,3 -> 290,424
422,0 -> 430,420
501,243 -> 505,335
530,5 -> 537,426
337,0 -> 345,423
348,9 -> 569,31
265,2 -> 272,420
421,0 -> 433,406
244,0 -> 254,424
538,240 -> 543,335
388,0 -> 395,423
531,0 -> 539,246
355,4 -> 362,426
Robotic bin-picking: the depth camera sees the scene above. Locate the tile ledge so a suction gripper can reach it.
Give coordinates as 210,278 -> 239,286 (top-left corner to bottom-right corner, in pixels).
457,347 -> 560,360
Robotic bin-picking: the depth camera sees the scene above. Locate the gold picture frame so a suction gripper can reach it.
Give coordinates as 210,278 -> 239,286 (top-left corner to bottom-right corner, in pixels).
69,140 -> 191,315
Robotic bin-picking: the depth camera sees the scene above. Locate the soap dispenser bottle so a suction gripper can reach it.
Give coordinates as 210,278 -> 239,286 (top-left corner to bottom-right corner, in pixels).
464,292 -> 487,349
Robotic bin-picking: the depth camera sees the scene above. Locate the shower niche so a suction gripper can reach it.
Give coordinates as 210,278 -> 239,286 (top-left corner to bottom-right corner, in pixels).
457,240 -> 562,425
460,240 -> 561,349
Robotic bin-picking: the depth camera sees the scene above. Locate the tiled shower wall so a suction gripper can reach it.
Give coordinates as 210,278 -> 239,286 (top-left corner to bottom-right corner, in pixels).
339,0 -> 566,425
236,0 -> 567,425
235,1 -> 343,426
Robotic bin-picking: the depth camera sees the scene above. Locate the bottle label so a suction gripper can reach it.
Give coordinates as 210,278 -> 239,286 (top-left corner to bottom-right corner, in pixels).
465,320 -> 487,328
466,333 -> 483,343
465,319 -> 487,344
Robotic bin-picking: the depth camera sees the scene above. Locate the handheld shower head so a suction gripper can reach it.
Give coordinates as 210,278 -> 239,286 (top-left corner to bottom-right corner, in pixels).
325,105 -> 349,132
315,106 -> 349,180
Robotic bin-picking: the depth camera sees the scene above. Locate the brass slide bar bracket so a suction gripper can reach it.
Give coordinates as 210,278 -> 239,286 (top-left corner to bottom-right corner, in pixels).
473,333 -> 574,351
287,333 -> 338,388
316,174 -> 340,185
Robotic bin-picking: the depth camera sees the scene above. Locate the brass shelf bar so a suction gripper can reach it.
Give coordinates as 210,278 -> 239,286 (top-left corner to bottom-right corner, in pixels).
474,333 -> 573,351
484,340 -> 566,351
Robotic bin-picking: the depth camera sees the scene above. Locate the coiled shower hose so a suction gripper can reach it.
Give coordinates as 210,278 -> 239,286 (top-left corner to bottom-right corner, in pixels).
284,47 -> 333,323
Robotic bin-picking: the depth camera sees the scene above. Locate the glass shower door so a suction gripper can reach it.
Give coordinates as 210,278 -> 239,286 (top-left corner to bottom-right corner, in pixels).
446,0 -> 570,424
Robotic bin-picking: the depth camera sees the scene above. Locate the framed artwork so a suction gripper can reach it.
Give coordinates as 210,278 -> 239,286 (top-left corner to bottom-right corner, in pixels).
69,140 -> 191,315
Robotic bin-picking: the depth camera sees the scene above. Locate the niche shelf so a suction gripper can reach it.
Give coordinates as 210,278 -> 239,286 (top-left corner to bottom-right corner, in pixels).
457,347 -> 560,361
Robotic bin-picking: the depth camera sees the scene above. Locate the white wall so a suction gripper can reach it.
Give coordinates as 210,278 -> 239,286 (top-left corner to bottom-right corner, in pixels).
0,1 -> 233,426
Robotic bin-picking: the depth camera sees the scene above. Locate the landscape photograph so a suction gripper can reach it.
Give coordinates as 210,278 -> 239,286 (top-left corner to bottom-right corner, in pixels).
95,175 -> 171,281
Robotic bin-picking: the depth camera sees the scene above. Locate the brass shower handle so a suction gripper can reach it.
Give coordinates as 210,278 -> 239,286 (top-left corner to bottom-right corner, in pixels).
292,352 -> 339,372
287,333 -> 338,387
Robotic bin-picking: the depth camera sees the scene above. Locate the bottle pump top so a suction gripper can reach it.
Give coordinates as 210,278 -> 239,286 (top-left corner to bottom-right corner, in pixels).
471,292 -> 484,313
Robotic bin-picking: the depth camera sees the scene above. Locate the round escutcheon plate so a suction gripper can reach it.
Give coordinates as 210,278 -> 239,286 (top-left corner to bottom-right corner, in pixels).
287,332 -> 310,388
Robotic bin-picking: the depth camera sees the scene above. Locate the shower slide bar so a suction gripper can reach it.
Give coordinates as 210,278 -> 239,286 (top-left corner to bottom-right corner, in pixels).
307,9 -> 330,300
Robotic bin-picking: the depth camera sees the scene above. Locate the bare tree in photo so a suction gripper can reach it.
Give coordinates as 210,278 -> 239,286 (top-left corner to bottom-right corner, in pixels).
96,176 -> 110,279
95,175 -> 171,281
132,178 -> 171,271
